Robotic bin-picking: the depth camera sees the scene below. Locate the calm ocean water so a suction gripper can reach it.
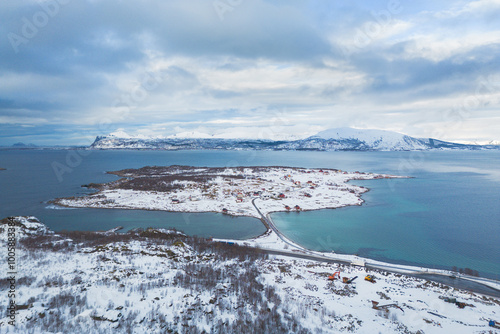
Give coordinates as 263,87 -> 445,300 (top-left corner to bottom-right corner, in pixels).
0,149 -> 499,278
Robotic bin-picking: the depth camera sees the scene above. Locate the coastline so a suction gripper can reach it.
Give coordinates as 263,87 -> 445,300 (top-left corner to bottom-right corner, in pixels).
48,189 -> 500,292
47,164 -> 500,291
52,165 -> 404,219
217,206 -> 500,296
2,215 -> 499,333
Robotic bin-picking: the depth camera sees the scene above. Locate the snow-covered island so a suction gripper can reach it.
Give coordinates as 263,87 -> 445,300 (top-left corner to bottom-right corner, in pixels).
1,217 -> 499,333
53,165 -> 404,219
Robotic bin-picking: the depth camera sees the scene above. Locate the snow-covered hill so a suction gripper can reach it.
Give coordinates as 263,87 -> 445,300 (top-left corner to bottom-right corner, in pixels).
1,217 -> 499,333
310,128 -> 429,151
90,128 -> 492,151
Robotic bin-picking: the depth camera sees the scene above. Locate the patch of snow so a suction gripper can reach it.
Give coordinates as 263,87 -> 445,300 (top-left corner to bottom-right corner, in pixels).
1,217 -> 499,333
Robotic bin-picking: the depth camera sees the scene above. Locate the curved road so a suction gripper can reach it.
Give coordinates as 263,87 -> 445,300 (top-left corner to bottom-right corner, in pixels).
252,198 -> 298,249
251,198 -> 500,298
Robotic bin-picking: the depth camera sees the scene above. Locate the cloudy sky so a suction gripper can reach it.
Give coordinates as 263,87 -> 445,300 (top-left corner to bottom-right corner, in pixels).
1,0 -> 499,145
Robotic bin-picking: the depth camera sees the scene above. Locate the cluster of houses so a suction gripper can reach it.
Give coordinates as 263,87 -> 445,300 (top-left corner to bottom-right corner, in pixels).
231,189 -> 287,203
167,168 -> 342,214
170,195 -> 201,205
219,171 -> 332,213
284,205 -> 302,211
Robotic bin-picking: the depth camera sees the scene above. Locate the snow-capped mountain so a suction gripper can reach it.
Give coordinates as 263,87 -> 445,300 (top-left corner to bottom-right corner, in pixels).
275,127 -> 428,151
277,128 -> 475,151
313,128 -> 428,150
90,128 -> 493,151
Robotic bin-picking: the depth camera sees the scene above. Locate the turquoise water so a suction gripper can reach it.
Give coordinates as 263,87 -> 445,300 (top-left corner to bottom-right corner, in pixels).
0,149 -> 267,239
271,151 -> 500,279
0,149 -> 499,278
272,175 -> 500,278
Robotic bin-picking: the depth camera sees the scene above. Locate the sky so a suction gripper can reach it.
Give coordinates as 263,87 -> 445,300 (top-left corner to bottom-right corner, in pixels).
1,0 -> 499,146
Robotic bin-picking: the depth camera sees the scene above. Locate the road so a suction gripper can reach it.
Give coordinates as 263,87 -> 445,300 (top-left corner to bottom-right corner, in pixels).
251,198 -> 500,298
251,198 -> 297,249
259,249 -> 500,298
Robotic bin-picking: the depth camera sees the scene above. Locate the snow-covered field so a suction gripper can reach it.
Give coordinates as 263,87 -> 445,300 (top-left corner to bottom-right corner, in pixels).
54,166 -> 403,218
1,217 -> 499,334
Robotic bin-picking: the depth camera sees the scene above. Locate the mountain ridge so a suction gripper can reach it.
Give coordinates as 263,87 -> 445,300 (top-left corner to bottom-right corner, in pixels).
90,128 -> 496,151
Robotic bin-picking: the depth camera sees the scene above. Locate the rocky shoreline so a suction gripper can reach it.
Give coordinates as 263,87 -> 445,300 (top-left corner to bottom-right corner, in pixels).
52,165 -> 405,219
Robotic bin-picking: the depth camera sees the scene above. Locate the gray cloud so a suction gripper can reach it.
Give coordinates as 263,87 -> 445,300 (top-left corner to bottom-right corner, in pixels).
350,42 -> 500,101
0,0 -> 499,145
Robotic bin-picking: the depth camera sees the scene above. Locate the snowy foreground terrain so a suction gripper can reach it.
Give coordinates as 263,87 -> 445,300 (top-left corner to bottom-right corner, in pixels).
1,217 -> 499,334
53,165 -> 403,218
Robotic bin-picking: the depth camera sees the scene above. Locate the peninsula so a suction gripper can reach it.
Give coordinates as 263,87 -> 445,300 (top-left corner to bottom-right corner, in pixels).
54,165 -> 404,218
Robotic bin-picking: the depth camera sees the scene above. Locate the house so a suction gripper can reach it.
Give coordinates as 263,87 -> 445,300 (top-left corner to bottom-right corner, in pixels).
236,198 -> 243,203
222,208 -> 228,214
294,205 -> 301,211
172,198 -> 180,204
284,205 -> 291,211
278,193 -> 286,199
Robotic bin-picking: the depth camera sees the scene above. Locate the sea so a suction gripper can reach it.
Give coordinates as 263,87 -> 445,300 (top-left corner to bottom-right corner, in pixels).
0,149 -> 499,279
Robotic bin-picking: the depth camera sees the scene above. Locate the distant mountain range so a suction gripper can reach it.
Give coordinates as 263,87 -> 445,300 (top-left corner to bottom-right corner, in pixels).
90,128 -> 499,151
11,142 -> 37,148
